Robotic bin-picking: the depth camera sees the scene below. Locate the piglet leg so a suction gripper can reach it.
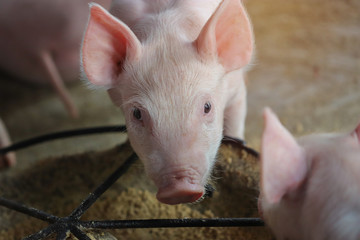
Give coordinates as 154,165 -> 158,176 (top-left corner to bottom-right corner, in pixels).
40,51 -> 78,118
0,118 -> 16,168
224,78 -> 247,140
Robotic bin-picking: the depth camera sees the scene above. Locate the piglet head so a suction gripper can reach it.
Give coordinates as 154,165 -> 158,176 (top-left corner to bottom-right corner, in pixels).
81,0 -> 253,204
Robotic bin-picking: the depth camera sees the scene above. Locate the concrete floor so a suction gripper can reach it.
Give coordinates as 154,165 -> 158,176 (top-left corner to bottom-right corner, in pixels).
246,0 -> 360,150
0,0 -> 359,171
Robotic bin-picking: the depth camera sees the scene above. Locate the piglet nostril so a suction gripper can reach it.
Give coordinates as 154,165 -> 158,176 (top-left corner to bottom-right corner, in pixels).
175,176 -> 182,180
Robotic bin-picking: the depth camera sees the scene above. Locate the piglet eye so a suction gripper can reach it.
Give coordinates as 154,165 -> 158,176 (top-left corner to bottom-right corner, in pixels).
133,107 -> 142,120
204,102 -> 211,114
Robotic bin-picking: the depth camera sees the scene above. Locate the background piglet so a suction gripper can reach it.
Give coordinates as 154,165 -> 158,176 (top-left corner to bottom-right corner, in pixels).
0,0 -> 111,117
0,0 -> 111,168
259,108 -> 360,240
81,0 -> 254,204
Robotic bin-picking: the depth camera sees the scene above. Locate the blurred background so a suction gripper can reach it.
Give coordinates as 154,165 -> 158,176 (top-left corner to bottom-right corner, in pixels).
0,0 -> 359,172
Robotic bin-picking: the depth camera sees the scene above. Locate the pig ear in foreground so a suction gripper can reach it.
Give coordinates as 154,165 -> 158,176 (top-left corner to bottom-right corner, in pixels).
261,108 -> 307,204
81,4 -> 142,88
194,0 -> 253,72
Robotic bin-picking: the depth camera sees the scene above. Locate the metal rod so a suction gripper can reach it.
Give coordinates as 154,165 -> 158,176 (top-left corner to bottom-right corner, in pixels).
55,226 -> 68,240
0,197 -> 59,223
242,145 -> 259,158
221,136 -> 259,158
80,218 -> 265,229
0,125 -> 126,154
22,224 -> 57,240
69,153 -> 138,219
69,226 -> 91,240
0,125 -> 259,159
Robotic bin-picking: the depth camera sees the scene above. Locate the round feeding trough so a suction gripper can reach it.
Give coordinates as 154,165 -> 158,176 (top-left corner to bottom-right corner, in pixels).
0,127 -> 273,240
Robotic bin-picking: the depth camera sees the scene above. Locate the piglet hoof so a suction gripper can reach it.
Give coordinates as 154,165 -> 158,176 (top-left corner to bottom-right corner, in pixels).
0,152 -> 16,169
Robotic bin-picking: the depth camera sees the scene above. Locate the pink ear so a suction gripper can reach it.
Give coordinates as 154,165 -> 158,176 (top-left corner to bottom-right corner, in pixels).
81,4 -> 141,87
261,108 -> 308,204
194,0 -> 253,72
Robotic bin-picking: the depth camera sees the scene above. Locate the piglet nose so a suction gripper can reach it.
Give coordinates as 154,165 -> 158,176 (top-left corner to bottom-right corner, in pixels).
156,177 -> 204,205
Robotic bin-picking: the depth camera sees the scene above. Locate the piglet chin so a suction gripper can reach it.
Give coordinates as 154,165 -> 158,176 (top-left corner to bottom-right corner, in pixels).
156,179 -> 204,205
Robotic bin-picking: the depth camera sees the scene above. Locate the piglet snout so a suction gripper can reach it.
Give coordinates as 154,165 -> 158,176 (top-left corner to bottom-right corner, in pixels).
155,170 -> 204,205
156,179 -> 204,205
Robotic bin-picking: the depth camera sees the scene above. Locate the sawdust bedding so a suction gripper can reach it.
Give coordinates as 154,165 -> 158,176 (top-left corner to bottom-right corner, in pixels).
0,141 -> 274,239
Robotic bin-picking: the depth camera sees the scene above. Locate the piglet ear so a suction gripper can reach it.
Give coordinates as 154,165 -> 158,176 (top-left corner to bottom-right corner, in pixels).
261,108 -> 308,204
194,0 -> 253,72
81,4 -> 142,88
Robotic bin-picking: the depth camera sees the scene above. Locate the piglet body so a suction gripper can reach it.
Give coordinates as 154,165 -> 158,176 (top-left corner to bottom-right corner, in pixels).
81,0 -> 254,204
260,108 -> 360,240
0,0 -> 111,116
0,0 -> 111,168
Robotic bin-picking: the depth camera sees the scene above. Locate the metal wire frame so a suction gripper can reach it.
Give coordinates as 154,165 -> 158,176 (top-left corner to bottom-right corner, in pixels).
0,125 -> 264,240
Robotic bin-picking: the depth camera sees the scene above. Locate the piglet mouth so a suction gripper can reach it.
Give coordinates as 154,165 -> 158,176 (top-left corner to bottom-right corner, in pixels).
155,170 -> 205,205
